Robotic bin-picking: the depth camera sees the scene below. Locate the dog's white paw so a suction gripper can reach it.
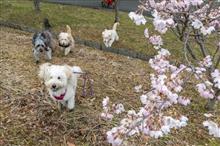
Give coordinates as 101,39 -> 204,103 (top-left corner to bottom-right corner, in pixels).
67,97 -> 75,110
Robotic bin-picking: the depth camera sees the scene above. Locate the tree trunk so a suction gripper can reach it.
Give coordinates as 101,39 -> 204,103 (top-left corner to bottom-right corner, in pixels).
114,0 -> 119,22
34,0 -> 40,12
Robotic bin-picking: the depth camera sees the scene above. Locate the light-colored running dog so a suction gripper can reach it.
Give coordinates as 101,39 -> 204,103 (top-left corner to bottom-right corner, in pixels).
58,25 -> 75,56
102,22 -> 119,47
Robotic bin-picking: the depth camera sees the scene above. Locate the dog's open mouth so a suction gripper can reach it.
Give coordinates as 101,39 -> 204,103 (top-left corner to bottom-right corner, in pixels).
59,43 -> 70,48
53,89 -> 67,100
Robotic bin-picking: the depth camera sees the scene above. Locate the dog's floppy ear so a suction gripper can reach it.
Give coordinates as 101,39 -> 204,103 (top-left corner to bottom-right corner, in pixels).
58,33 -> 62,39
39,63 -> 51,81
41,32 -> 46,39
66,25 -> 72,36
63,65 -> 73,79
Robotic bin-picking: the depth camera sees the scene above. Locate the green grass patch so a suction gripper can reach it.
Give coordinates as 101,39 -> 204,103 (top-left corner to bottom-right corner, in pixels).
0,0 -> 190,60
0,0 -> 217,63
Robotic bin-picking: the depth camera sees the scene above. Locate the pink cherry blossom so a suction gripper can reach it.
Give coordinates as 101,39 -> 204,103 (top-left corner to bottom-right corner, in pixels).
178,96 -> 191,106
149,35 -> 163,48
128,12 -> 146,25
103,96 -> 110,107
192,19 -> 203,29
199,55 -> 212,68
203,121 -> 220,138
196,83 -> 214,99
211,69 -> 220,89
189,0 -> 203,6
113,103 -> 125,114
144,28 -> 149,38
200,26 -> 215,35
153,18 -> 168,34
101,112 -> 114,121
134,85 -> 142,93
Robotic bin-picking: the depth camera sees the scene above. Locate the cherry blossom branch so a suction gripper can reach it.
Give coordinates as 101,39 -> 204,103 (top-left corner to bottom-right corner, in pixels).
102,1 -> 220,145
213,44 -> 220,61
183,31 -> 191,64
193,29 -> 208,57
215,56 -> 220,69
214,43 -> 220,69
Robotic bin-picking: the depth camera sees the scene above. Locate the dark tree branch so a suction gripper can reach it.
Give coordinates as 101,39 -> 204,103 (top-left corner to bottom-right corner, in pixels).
193,29 -> 208,57
34,0 -> 40,12
171,27 -> 180,38
180,14 -> 189,40
186,42 -> 197,60
114,0 -> 119,22
183,31 -> 191,64
174,19 -> 198,60
176,24 -> 184,41
215,55 -> 220,69
211,42 -> 220,69
213,45 -> 220,64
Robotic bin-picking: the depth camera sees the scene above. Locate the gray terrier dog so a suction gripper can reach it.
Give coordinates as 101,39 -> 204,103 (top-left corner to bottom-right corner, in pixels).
32,19 -> 55,63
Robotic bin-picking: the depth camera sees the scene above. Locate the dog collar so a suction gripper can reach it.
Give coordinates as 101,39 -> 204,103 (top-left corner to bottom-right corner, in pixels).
59,43 -> 70,48
53,89 -> 67,100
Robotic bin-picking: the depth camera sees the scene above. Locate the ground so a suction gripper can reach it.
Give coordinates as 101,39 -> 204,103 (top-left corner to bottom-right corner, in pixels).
0,27 -> 220,146
0,27 -> 150,145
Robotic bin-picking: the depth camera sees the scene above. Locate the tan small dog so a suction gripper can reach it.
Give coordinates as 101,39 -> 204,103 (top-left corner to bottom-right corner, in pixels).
58,25 -> 75,56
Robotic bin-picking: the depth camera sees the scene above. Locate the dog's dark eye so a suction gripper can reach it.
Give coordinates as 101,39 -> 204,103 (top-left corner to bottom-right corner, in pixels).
58,76 -> 61,80
36,44 -> 45,48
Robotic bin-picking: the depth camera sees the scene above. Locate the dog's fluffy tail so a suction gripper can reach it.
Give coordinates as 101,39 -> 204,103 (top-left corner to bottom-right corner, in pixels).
43,18 -> 52,30
66,25 -> 72,35
112,22 -> 119,31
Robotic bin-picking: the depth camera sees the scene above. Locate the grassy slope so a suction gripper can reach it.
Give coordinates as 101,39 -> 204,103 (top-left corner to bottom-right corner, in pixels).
1,1 -> 217,63
0,0 -> 189,60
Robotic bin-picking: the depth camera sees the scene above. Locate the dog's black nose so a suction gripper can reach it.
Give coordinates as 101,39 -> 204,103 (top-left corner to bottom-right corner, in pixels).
52,84 -> 56,89
39,49 -> 43,52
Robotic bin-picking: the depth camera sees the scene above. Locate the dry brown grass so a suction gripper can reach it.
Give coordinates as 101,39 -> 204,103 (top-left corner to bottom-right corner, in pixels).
0,27 -> 150,146
0,27 -> 219,146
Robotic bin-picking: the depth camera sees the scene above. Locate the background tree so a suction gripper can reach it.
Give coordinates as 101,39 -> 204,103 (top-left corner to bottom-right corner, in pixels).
114,0 -> 119,22
34,0 -> 40,12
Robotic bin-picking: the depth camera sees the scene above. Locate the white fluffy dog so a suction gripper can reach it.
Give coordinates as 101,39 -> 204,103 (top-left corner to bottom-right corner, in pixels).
102,22 -> 119,47
58,25 -> 75,56
39,63 -> 82,110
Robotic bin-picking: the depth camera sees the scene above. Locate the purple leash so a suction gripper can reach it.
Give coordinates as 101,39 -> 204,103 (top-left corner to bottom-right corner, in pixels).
73,72 -> 94,97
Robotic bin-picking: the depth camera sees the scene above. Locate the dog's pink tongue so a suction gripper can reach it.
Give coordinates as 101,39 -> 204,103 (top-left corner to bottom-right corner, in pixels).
53,91 -> 66,100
